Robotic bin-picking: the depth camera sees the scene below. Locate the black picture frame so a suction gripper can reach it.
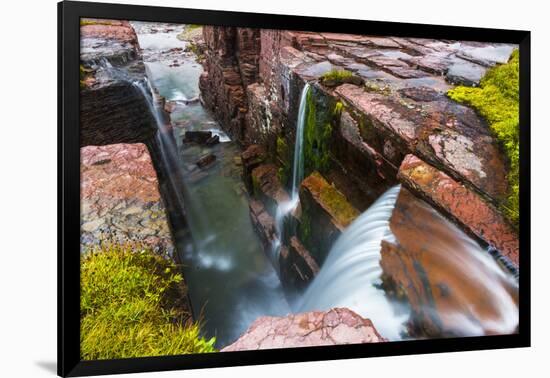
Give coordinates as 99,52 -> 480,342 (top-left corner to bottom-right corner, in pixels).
58,1 -> 531,376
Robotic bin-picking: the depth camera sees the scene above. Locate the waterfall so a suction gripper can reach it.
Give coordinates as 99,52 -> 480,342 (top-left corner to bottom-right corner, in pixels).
290,82 -> 310,203
271,83 -> 311,262
298,185 -> 409,340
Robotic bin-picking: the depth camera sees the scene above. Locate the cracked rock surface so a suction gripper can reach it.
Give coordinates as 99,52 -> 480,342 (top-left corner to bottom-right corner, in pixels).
222,308 -> 385,351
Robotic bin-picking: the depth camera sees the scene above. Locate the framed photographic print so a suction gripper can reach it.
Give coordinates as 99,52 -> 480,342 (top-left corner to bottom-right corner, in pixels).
58,0 -> 530,376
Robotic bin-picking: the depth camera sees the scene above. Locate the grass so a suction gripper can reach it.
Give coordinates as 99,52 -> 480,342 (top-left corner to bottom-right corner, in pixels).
81,243 -> 216,360
80,19 -> 119,27
447,49 -> 519,226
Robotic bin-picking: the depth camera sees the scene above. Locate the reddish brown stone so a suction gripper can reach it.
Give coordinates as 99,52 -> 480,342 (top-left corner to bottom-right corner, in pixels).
222,308 -> 386,351
279,236 -> 320,291
80,144 -> 174,255
380,188 -> 518,337
251,164 -> 290,216
397,154 -> 519,266
248,199 -> 277,252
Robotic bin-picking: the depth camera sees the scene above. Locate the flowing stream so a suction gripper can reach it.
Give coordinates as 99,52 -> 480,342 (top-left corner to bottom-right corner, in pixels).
131,22 -> 290,347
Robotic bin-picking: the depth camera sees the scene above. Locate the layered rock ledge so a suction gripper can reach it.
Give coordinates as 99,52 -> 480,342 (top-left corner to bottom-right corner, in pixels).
200,26 -> 520,275
222,308 -> 385,351
80,144 -> 174,256
80,19 -> 156,146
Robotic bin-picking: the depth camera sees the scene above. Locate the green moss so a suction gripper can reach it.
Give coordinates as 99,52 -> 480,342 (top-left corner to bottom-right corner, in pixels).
276,136 -> 291,186
80,19 -> 118,26
320,69 -> 365,88
81,244 -> 216,360
364,82 -> 392,96
303,90 -> 342,175
447,49 -> 519,225
320,69 -> 353,82
308,172 -> 359,228
300,204 -> 312,243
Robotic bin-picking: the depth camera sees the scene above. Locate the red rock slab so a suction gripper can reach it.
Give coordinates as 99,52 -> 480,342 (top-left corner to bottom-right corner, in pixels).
336,83 -> 420,144
397,154 -> 519,266
80,143 -> 174,255
80,19 -> 137,44
222,308 -> 386,351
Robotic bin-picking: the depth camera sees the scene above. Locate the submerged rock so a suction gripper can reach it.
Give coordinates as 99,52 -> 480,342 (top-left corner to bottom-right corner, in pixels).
222,308 -> 385,351
196,153 -> 216,168
205,134 -> 220,146
184,130 -> 212,144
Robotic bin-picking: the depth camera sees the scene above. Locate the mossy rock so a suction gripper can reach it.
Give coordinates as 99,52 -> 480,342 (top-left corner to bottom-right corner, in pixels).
301,171 -> 360,229
302,87 -> 343,176
447,49 -> 519,226
320,69 -> 364,88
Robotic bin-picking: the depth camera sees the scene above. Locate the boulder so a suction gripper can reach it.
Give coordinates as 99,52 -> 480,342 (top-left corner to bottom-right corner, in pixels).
222,308 -> 386,351
184,130 -> 212,144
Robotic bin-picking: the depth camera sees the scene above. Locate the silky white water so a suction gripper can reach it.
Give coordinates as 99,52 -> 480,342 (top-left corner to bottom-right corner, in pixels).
271,83 -> 311,262
299,185 -> 409,340
291,83 -> 310,202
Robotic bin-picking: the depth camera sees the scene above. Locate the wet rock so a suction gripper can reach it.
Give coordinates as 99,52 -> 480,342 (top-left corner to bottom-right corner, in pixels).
80,143 -> 174,256
335,83 -> 508,201
279,236 -> 320,292
380,188 -> 518,337
299,171 -> 359,264
241,144 -> 267,192
222,308 -> 386,351
79,20 -> 158,147
398,86 -> 442,102
199,26 -> 261,142
184,130 -> 212,144
205,134 -> 220,146
251,164 -> 290,216
248,199 -> 278,253
397,154 -> 518,266
196,153 -> 216,168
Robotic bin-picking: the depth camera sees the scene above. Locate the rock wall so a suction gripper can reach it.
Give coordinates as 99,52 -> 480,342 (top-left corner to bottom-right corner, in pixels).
199,26 -> 261,143
79,20 -> 177,259
199,27 -> 520,295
